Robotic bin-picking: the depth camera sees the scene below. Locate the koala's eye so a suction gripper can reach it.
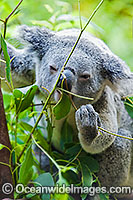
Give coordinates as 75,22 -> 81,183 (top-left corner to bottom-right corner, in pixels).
50,65 -> 57,74
79,72 -> 91,81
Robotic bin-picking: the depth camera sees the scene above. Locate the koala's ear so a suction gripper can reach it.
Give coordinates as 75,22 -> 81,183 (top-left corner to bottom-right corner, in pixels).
18,25 -> 54,58
101,52 -> 131,84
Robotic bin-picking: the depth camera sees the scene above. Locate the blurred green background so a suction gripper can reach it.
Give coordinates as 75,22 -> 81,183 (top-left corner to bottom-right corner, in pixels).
0,0 -> 133,71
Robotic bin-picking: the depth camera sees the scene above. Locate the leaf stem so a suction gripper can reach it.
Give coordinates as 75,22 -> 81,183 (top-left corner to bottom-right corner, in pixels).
58,87 -> 94,100
3,0 -> 24,38
32,135 -> 60,171
98,127 -> 133,141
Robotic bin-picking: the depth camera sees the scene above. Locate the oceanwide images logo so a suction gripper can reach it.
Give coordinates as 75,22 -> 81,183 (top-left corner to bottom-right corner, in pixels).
2,183 -> 14,195
1,183 -> 133,196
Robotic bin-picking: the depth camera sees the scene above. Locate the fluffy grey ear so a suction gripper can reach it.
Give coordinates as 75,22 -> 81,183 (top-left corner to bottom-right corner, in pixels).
102,52 -> 131,84
18,25 -> 54,58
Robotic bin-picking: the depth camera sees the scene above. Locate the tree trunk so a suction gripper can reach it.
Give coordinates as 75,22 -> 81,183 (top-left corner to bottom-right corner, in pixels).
0,86 -> 13,199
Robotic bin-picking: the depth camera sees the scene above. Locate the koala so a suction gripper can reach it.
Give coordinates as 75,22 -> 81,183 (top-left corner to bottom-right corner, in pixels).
0,25 -> 133,199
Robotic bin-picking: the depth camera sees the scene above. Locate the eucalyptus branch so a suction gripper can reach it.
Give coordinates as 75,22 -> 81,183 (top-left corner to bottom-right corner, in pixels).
3,0 -> 23,38
82,0 -> 104,32
126,97 -> 133,105
122,94 -> 133,99
17,0 -> 104,162
58,87 -> 94,101
98,127 -> 133,141
0,162 -> 10,167
0,144 -> 11,152
32,135 -> 60,171
124,102 -> 133,108
0,59 -> 6,63
66,147 -> 82,167
0,19 -> 5,23
0,0 -> 23,55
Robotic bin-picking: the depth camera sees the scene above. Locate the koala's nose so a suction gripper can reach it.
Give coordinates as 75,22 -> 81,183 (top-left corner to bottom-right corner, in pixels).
57,69 -> 74,91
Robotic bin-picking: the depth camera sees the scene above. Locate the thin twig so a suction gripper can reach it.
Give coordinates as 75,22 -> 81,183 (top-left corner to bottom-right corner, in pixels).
58,87 -> 94,100
82,0 -> 104,32
6,0 -> 23,21
17,0 -> 104,162
98,127 -> 133,141
32,135 -> 60,171
66,148 -> 82,167
0,19 -> 5,23
3,0 -> 24,38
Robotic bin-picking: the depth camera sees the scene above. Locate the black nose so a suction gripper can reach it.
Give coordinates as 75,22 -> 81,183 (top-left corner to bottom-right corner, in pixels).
57,69 -> 74,91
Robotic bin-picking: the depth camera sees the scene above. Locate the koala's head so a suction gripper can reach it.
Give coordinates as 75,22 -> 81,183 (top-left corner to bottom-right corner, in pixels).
19,26 -> 131,107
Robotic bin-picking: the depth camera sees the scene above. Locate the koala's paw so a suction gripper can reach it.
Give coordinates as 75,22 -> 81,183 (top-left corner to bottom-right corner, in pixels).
75,104 -> 101,141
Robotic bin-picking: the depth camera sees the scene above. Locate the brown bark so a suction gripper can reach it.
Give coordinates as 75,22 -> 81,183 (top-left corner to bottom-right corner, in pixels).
0,87 -> 13,199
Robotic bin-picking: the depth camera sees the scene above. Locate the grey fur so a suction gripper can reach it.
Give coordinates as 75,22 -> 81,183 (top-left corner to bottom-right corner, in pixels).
0,26 -> 133,198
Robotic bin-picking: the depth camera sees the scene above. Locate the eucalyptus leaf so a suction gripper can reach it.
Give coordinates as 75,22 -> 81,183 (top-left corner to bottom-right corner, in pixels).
68,195 -> 75,200
124,97 -> 133,118
65,143 -> 81,156
79,156 -> 99,173
99,193 -> 109,200
35,130 -> 49,151
20,85 -> 38,113
57,172 -> 69,186
61,170 -> 80,185
0,34 -> 11,82
13,85 -> 38,114
35,173 -> 54,200
53,93 -> 71,120
19,146 -> 34,185
47,118 -> 53,143
80,162 -> 93,187
13,89 -> 24,113
60,120 -> 74,151
53,193 -> 70,200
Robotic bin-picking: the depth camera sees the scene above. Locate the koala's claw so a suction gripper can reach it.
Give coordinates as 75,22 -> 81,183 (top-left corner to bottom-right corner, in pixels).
75,104 -> 101,141
76,104 -> 101,127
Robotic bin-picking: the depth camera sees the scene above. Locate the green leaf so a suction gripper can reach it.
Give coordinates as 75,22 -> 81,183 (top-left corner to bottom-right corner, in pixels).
53,193 -> 69,200
19,85 -> 38,113
80,162 -> 93,187
13,85 -> 38,114
60,120 -> 74,151
35,130 -> 49,151
124,97 -> 133,118
0,34 -> 11,82
13,89 -> 24,113
57,172 -> 69,186
99,193 -> 109,200
19,145 -> 34,185
79,156 -> 99,173
35,173 -> 54,200
46,117 -> 53,143
65,144 -> 81,156
3,93 -> 12,109
68,195 -> 74,200
26,193 -> 41,200
61,170 -> 80,185
19,121 -> 33,132
53,93 -> 71,120
19,121 -> 49,151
